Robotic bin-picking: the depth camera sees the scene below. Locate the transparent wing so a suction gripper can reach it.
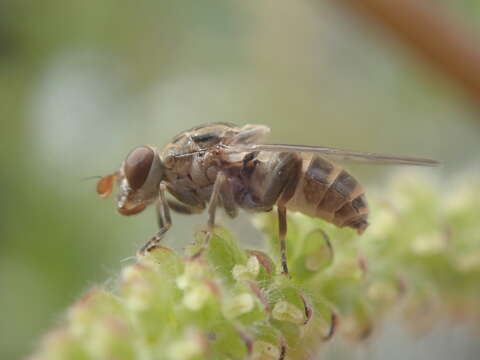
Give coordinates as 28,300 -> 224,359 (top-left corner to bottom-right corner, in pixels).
223,143 -> 439,167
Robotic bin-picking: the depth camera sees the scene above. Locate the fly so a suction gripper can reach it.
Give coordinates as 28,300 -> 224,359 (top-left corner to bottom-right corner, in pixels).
97,123 -> 439,275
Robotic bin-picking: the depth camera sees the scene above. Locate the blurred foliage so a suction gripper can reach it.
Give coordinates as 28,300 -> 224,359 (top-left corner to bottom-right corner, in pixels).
2,0 -> 480,359
29,172 -> 480,360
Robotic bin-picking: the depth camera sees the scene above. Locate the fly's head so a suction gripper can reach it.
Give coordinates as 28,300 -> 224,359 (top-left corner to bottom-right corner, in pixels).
97,146 -> 165,215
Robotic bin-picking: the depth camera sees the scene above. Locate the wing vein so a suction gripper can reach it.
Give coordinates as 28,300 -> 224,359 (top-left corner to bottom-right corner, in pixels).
225,144 -> 439,167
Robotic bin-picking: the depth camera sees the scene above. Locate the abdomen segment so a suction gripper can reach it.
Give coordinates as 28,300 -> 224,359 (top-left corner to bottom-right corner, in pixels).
286,155 -> 369,234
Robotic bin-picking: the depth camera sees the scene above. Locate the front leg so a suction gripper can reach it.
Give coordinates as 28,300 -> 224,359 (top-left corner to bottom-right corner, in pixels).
167,198 -> 203,215
139,183 -> 172,254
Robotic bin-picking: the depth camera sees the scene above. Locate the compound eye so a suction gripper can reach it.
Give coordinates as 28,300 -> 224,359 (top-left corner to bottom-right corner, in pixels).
124,146 -> 155,190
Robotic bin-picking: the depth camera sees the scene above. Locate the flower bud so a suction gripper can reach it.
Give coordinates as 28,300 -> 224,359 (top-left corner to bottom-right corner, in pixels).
233,256 -> 260,281
223,293 -> 255,318
252,341 -> 281,360
183,284 -> 212,311
167,332 -> 206,360
272,301 -> 304,325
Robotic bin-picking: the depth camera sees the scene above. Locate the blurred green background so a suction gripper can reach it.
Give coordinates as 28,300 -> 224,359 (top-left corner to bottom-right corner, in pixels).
1,1 -> 480,359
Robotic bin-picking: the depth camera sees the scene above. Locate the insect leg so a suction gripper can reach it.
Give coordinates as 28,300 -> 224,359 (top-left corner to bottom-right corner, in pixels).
220,177 -> 238,218
192,172 -> 227,258
278,206 -> 289,275
264,153 -> 302,275
139,183 -> 172,254
205,172 -> 227,246
167,199 -> 203,215
263,153 -> 302,208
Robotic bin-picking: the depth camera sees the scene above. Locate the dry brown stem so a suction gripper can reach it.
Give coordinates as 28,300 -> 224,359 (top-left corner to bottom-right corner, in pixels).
336,0 -> 480,108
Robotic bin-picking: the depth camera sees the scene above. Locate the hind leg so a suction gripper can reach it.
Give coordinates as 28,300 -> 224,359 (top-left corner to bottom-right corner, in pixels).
258,153 -> 302,275
276,158 -> 302,275
241,152 -> 302,275
277,206 -> 289,275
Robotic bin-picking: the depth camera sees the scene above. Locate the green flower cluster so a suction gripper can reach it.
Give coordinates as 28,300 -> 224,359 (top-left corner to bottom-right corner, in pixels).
30,172 -> 480,360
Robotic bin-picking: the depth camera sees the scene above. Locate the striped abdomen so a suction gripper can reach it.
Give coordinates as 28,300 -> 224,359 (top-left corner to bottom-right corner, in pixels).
286,155 -> 369,234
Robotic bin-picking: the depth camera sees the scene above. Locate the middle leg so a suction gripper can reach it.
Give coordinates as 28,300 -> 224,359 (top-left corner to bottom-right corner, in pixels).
192,172 -> 227,258
204,172 -> 227,247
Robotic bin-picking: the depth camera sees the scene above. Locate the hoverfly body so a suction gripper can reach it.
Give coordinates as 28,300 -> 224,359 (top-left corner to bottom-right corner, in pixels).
97,123 -> 438,275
